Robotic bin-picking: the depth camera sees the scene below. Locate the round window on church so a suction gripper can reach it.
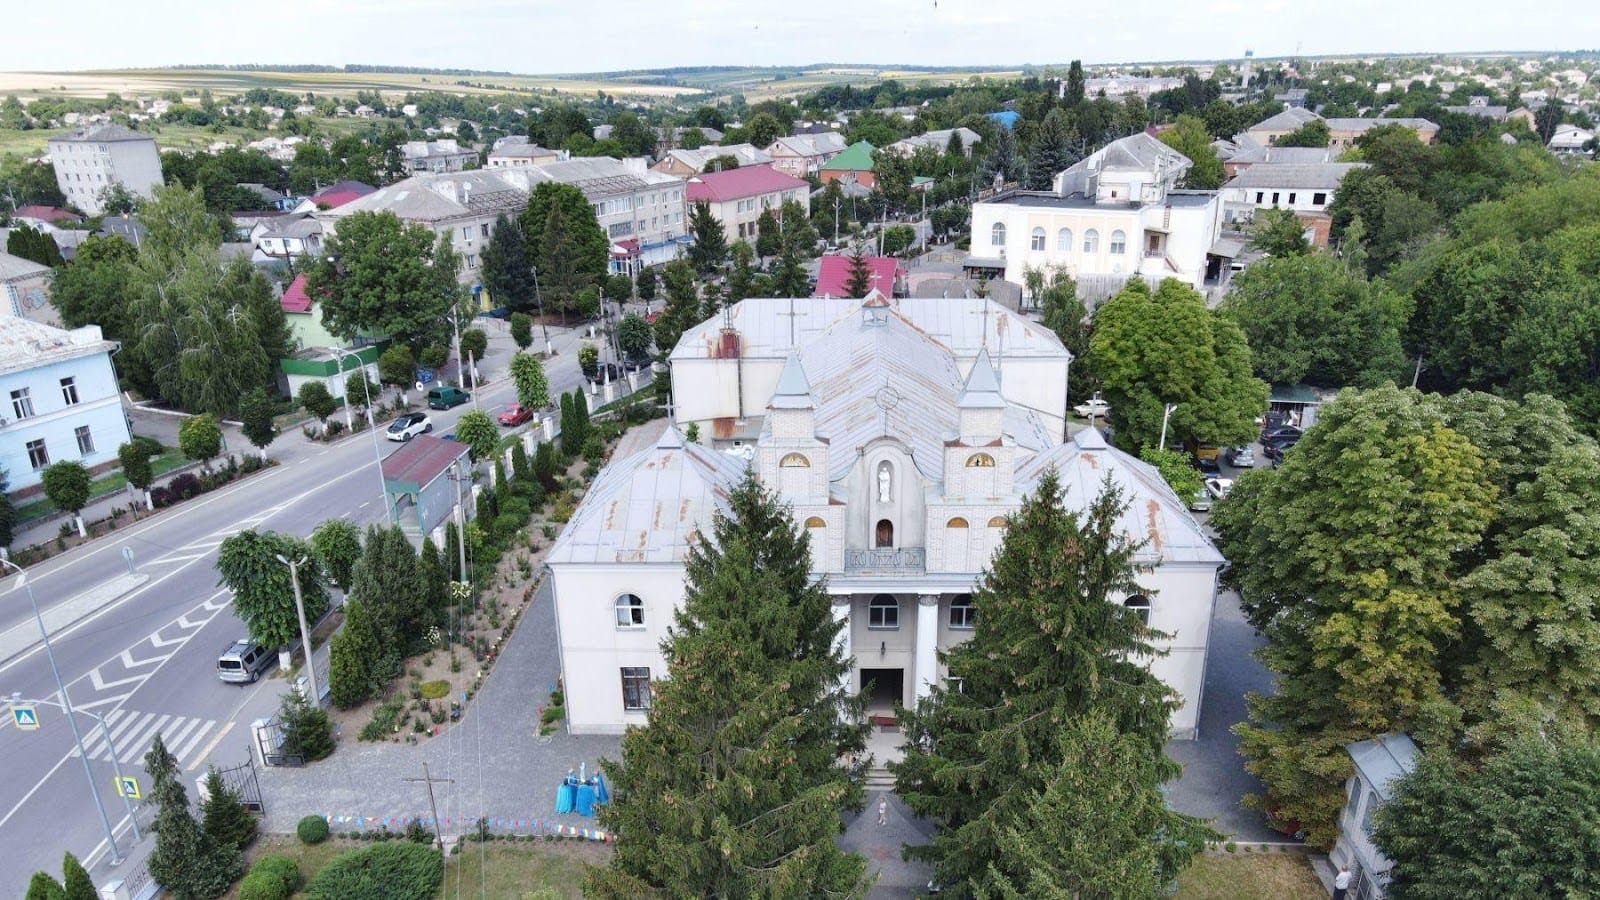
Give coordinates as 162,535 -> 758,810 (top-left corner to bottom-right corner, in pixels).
804,516 -> 826,528
965,453 -> 995,468
780,453 -> 810,468
946,517 -> 969,528
987,516 -> 1007,528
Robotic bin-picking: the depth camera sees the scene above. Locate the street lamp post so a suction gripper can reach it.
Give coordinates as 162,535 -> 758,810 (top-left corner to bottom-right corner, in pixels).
530,265 -> 552,356
1159,403 -> 1179,451
273,554 -> 319,707
0,557 -> 124,863
331,346 -> 391,522
8,691 -> 142,843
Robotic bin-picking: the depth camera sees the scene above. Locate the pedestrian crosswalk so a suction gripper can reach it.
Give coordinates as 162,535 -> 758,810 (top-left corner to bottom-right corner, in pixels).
72,710 -> 218,767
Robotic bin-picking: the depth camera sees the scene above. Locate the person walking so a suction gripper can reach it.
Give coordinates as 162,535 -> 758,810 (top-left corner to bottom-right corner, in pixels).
877,795 -> 889,827
1333,866 -> 1351,900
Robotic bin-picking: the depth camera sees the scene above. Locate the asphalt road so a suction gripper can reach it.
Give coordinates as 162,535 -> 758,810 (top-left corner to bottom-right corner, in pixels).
0,323 -> 601,895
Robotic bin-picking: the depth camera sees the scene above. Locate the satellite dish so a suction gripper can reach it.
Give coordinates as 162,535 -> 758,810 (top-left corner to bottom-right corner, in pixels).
415,381 -> 425,393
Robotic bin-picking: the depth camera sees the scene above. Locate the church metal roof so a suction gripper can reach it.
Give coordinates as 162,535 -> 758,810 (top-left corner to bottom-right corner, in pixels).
545,425 -> 750,565
1015,428 -> 1225,565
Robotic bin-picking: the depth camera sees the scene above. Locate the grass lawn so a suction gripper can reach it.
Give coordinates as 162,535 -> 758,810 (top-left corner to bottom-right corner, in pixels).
233,834 -> 605,899
14,446 -> 187,524
1176,850 -> 1326,899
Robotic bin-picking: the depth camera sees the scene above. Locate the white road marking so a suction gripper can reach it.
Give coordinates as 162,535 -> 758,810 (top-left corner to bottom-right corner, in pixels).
110,714 -> 170,762
174,721 -> 216,764
162,718 -> 203,758
186,721 -> 233,772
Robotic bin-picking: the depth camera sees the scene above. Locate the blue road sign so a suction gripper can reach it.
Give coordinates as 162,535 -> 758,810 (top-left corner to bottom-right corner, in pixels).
11,706 -> 39,730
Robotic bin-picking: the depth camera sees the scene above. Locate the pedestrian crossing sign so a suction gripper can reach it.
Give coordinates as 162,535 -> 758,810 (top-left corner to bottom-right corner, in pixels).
11,705 -> 39,730
116,776 -> 141,800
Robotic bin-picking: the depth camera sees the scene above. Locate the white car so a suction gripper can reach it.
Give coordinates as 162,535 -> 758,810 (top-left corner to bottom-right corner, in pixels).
1073,393 -> 1111,419
1205,477 -> 1234,500
386,412 -> 433,442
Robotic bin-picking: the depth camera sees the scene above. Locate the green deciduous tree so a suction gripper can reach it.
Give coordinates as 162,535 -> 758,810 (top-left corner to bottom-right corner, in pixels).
744,112 -> 784,149
377,345 -> 417,400
216,530 -> 329,649
50,235 -> 138,335
454,409 -> 498,463
509,352 -> 550,412
179,414 -> 223,467
687,200 -> 727,274
615,313 -> 652,361
1088,278 -> 1267,451
1375,739 -> 1600,898
893,472 -> 1194,892
0,466 -> 15,548
40,461 -> 91,535
973,712 -> 1218,898
309,518 -> 362,592
297,381 -> 336,426
1274,119 -> 1330,148
1157,114 -> 1224,190
239,388 -> 276,459
1210,386 -> 1497,844
634,265 -> 656,302
1219,253 -> 1408,388
509,312 -> 533,351
1138,446 -> 1203,502
754,208 -> 782,258
588,472 -> 867,898
305,211 -> 461,346
1248,207 -> 1311,258
779,198 -> 818,257
145,734 -> 241,899
459,328 -> 488,364
200,767 -> 257,852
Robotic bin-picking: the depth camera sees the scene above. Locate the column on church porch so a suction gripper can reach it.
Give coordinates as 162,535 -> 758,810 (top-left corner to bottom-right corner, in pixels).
832,595 -> 852,693
914,594 -> 939,704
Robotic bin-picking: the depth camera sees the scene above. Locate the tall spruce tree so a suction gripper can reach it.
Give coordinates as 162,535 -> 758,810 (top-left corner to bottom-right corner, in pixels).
1026,108 -> 1076,191
892,472 -> 1185,892
145,735 -> 241,899
60,853 -> 95,900
587,472 -> 869,898
328,598 -> 383,708
347,526 -> 422,671
687,200 -> 728,274
844,244 -> 873,298
418,536 -> 450,624
481,214 -> 534,311
199,768 -> 257,852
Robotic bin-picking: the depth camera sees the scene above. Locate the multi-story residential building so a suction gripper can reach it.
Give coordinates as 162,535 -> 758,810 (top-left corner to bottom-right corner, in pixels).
546,295 -> 1224,737
320,160 -> 689,281
1243,108 -> 1324,145
1219,144 -> 1342,179
969,133 -> 1230,294
0,318 -> 130,492
651,143 -> 772,177
47,124 -> 163,215
1323,117 -> 1438,149
401,139 -> 478,175
684,164 -> 810,244
766,132 -> 848,178
884,127 -> 982,159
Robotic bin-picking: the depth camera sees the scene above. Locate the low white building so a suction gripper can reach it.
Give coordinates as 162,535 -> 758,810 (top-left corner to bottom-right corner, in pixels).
651,143 -> 773,177
546,295 -> 1224,738
1549,123 -> 1595,155
0,319 -> 130,492
401,139 -> 478,175
1330,733 -> 1419,899
485,138 -> 564,168
47,123 -> 163,215
970,133 -> 1229,294
1220,162 -> 1365,228
884,127 -> 982,158
766,132 -> 848,178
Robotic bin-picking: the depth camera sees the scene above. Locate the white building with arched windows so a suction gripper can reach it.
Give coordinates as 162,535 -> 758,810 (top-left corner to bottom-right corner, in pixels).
545,294 -> 1225,737
970,133 -> 1231,298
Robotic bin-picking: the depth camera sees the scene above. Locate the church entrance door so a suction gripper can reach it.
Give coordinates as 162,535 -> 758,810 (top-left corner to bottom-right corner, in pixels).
860,668 -> 904,723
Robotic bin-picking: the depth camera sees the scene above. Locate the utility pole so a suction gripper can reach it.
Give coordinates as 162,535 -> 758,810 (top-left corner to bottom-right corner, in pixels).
402,761 -> 454,852
1159,403 -> 1179,451
447,464 -> 469,581
1411,355 -> 1424,389
275,554 -> 319,706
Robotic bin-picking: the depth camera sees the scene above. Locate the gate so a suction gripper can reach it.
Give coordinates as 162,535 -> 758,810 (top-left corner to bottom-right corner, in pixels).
213,755 -> 265,813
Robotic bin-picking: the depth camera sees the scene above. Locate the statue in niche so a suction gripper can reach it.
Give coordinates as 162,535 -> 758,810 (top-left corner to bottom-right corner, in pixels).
877,462 -> 892,503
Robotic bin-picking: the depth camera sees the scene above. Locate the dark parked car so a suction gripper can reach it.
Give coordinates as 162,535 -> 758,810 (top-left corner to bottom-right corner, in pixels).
1260,424 -> 1303,444
586,363 -> 625,385
1262,438 -> 1299,463
427,386 -> 470,409
1193,455 -> 1223,477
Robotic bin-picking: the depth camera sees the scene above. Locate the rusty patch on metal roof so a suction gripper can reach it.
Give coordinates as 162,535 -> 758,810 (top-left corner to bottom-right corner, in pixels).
652,501 -> 663,531
679,499 -> 692,522
1083,452 -> 1098,470
604,500 -> 619,530
1145,499 -> 1163,551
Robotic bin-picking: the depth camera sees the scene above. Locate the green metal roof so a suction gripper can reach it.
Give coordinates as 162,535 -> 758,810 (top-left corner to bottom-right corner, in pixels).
821,140 -> 876,172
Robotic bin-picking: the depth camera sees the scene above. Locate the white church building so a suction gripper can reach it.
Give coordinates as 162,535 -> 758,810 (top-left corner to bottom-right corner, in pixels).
546,294 -> 1224,739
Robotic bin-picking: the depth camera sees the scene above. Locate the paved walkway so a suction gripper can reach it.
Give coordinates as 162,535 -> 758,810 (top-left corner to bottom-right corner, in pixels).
1164,588 -> 1284,842
839,790 -> 935,898
257,574 -> 621,837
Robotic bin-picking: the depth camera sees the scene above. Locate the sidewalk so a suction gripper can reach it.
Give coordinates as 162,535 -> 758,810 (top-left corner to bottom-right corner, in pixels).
839,791 -> 935,898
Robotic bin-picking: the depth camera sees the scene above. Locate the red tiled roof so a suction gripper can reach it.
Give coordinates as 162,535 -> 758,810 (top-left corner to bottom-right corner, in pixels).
14,205 -> 82,224
280,274 -> 312,314
813,255 -> 904,298
311,180 -> 376,209
685,164 -> 808,203
381,434 -> 469,489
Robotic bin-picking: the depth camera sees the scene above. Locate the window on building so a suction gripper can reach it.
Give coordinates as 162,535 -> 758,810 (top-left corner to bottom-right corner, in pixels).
74,425 -> 95,456
1288,193 -> 1297,205
949,594 -> 976,629
990,222 -> 1006,247
26,438 -> 49,470
60,377 -> 80,406
1056,228 -> 1073,252
621,667 -> 652,710
461,226 -> 472,240
481,223 -> 490,238
780,453 -> 809,467
1313,192 -> 1328,206
466,254 -> 476,267
1271,192 -> 1281,205
10,387 -> 34,419
1124,595 -> 1152,626
1360,790 -> 1380,835
1083,229 -> 1100,253
1343,777 -> 1363,824
946,517 -> 968,528
988,516 -> 1007,528
966,453 -> 995,467
1029,227 -> 1045,251
614,593 -> 645,628
1256,192 -> 1264,204
1109,230 -> 1127,254
804,516 -> 826,528
869,594 -> 900,629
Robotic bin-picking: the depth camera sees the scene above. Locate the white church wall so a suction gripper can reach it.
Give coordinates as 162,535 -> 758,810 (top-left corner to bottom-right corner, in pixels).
551,564 -> 682,735
1128,561 -> 1220,739
844,442 -> 927,552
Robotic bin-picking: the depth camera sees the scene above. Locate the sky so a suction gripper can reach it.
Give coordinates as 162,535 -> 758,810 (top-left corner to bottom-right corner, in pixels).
7,0 -> 1598,75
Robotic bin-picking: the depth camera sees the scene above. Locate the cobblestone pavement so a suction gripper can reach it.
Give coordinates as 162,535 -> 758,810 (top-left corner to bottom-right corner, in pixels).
257,576 -> 622,838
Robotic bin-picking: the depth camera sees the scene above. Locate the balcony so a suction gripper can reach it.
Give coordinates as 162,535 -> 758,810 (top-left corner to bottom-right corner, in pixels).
844,548 -> 926,575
